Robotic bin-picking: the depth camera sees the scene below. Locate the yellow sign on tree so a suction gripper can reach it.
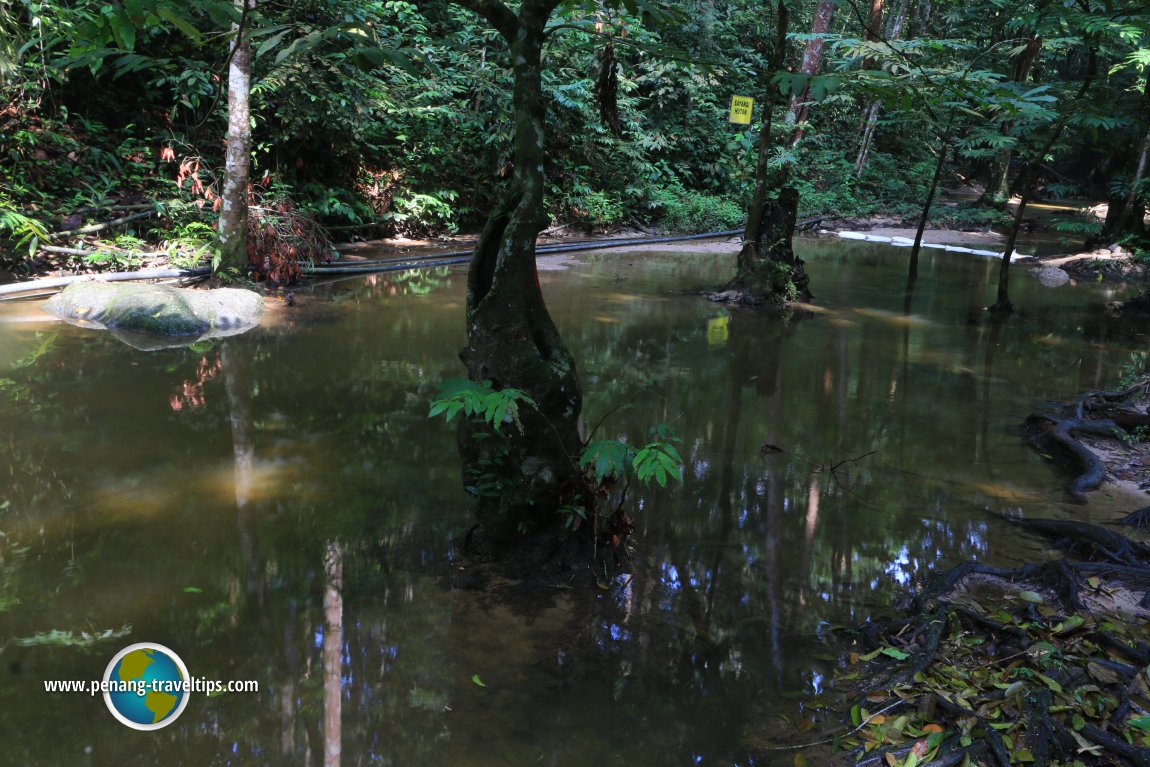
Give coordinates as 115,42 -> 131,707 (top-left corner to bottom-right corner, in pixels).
728,95 -> 754,125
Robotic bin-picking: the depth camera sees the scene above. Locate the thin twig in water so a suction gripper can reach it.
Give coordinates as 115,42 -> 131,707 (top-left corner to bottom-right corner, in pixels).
830,449 -> 878,475
757,699 -> 908,751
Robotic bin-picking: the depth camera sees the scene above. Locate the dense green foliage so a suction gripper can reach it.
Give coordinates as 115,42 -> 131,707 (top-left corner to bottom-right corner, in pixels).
1,0 -> 1149,256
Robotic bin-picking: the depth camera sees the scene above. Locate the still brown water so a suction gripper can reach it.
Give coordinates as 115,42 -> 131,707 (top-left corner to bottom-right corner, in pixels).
0,238 -> 1144,765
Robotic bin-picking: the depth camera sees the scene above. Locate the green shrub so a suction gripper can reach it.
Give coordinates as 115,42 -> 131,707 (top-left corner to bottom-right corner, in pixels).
930,203 -> 1012,231
0,200 -> 49,262
649,185 -> 745,233
791,149 -> 870,219
549,187 -> 628,230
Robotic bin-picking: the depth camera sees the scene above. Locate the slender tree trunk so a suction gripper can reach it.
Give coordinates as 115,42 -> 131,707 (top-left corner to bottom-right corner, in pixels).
918,0 -> 931,34
456,0 -> 587,532
909,135 -> 950,279
219,0 -> 254,272
787,0 -> 835,145
991,190 -> 1030,313
863,0 -> 884,39
854,103 -> 881,176
885,0 -> 907,37
854,0 -> 908,177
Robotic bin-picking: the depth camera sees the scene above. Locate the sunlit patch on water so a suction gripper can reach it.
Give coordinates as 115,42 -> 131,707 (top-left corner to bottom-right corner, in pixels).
974,482 -> 1040,503
852,306 -> 934,327
605,292 -> 649,303
791,302 -> 829,314
90,475 -> 183,518
1032,332 -> 1068,347
201,455 -> 318,506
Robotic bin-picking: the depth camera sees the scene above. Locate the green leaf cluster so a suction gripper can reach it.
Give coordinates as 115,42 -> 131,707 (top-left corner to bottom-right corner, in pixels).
579,424 -> 683,488
427,378 -> 536,433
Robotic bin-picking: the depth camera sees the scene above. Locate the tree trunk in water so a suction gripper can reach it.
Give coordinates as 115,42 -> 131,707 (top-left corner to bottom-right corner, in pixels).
219,1 -> 253,272
730,1 -> 811,304
909,137 -> 950,280
990,191 -> 1029,314
458,2 -> 586,534
787,0 -> 835,145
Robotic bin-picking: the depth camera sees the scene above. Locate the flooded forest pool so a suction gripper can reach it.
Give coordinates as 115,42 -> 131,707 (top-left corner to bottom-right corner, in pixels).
0,237 -> 1145,765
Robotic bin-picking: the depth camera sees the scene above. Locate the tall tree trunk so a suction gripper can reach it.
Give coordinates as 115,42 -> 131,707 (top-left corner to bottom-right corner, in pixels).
219,0 -> 253,272
853,0 -> 908,176
853,102 -> 881,176
787,0 -> 836,145
456,0 -> 586,533
730,1 -> 811,304
863,0 -> 884,39
918,0 -> 931,35
851,0 -> 884,177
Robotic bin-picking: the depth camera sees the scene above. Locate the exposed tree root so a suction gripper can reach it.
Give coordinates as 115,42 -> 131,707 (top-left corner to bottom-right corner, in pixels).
1006,516 -> 1150,569
832,515 -> 1150,767
1025,414 -> 1116,498
1121,506 -> 1150,529
1025,380 -> 1150,503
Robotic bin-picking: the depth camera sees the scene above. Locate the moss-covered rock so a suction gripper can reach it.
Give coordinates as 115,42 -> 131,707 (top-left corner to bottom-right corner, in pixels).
43,282 -> 262,349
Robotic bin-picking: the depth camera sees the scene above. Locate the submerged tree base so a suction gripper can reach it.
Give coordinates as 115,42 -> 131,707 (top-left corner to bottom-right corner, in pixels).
451,520 -> 632,593
719,257 -> 813,306
724,186 -> 814,306
700,287 -> 816,318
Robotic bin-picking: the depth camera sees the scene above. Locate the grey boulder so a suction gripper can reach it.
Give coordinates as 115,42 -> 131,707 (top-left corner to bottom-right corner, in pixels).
44,282 -> 262,349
